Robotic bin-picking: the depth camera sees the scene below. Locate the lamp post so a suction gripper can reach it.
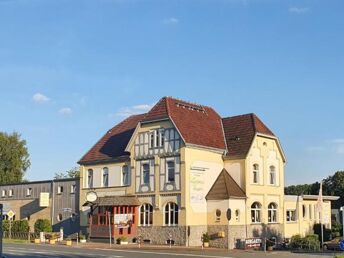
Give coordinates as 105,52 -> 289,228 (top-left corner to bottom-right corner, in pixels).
340,207 -> 344,239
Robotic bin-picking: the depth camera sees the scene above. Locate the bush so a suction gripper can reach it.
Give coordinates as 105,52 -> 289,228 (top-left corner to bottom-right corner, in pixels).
290,234 -> 320,251
2,220 -> 9,232
79,234 -> 86,240
34,219 -> 52,233
11,220 -> 29,233
116,236 -> 128,244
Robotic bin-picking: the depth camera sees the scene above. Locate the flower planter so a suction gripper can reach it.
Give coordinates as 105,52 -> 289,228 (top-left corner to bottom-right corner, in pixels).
120,241 -> 128,245
49,239 -> 56,245
66,240 -> 72,246
80,239 -> 86,243
267,246 -> 273,251
203,242 -> 209,248
34,238 -> 41,244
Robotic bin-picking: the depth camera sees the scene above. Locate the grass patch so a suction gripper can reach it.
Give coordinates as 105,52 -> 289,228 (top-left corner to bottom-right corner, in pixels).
3,238 -> 29,244
335,255 -> 344,258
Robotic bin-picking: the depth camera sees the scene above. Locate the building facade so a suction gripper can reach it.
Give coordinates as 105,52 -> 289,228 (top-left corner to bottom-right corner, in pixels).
0,178 -> 80,236
78,96 -> 337,248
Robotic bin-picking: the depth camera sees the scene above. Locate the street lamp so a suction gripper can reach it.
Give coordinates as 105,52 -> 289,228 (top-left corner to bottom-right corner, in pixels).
340,207 -> 344,239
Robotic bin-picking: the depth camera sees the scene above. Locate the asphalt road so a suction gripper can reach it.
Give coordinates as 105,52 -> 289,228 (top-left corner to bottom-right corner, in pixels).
2,243 -> 338,258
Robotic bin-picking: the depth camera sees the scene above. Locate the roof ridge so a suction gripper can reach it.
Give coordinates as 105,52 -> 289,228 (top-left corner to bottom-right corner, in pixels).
222,113 -> 255,120
250,113 -> 257,132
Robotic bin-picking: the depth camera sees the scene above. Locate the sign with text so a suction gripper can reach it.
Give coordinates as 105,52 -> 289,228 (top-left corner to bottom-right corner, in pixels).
39,192 -> 50,207
114,214 -> 132,228
245,238 -> 262,248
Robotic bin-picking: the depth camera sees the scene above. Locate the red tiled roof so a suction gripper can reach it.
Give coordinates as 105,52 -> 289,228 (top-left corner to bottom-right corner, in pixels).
143,97 -> 226,150
78,113 -> 145,165
206,168 -> 246,200
222,113 -> 275,159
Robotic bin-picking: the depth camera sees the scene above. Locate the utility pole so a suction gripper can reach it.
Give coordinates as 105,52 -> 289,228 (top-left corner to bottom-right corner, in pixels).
0,204 -> 3,258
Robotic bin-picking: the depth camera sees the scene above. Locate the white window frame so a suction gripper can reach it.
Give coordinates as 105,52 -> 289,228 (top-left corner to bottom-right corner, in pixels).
164,202 -> 178,226
286,209 -> 297,222
1,190 -> 6,197
149,129 -> 165,148
102,167 -> 109,187
70,184 -> 76,194
269,166 -> 276,185
57,186 -> 63,194
26,188 -> 32,196
8,189 -> 13,197
252,164 -> 259,184
251,202 -> 261,223
268,203 -> 278,223
140,203 -> 153,226
142,163 -> 150,185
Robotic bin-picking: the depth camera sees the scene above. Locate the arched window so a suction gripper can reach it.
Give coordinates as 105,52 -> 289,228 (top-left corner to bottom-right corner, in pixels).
164,202 -> 178,226
122,165 -> 129,186
268,202 -> 278,223
251,202 -> 261,223
269,166 -> 276,185
215,209 -> 221,222
102,167 -> 109,187
167,161 -> 175,182
253,164 -> 259,184
87,169 -> 93,188
140,203 -> 153,226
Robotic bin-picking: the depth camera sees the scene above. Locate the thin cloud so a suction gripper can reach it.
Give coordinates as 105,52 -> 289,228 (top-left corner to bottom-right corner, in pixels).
32,93 -> 50,104
58,107 -> 72,115
163,17 -> 179,25
112,103 -> 153,118
289,7 -> 309,14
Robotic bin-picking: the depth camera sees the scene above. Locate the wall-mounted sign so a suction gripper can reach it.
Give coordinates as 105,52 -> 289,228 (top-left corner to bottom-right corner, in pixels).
39,192 -> 50,207
245,238 -> 262,248
86,191 -> 98,203
114,213 -> 132,228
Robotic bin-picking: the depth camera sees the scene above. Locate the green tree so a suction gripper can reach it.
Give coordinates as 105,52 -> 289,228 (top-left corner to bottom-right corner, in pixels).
34,219 -> 52,233
0,132 -> 30,184
54,167 -> 80,179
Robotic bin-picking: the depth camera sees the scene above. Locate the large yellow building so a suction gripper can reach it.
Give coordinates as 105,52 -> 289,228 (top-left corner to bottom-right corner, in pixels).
78,96 -> 338,249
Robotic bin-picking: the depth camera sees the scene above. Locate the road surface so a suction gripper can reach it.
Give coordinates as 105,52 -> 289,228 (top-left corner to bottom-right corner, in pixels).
2,243 -> 337,258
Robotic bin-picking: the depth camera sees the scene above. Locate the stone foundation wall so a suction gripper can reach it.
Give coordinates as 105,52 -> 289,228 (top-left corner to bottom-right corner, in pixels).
138,226 -> 186,245
207,225 -> 229,249
187,225 -> 207,247
228,225 -> 246,249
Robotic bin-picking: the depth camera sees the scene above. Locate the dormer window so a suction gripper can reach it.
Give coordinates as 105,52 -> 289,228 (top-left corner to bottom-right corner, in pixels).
149,129 -> 165,148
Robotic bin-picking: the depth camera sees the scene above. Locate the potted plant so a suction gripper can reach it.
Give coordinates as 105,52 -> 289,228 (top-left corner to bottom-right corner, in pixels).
202,232 -> 211,248
65,237 -> 72,246
266,239 -> 274,251
117,236 -> 128,245
79,234 -> 87,243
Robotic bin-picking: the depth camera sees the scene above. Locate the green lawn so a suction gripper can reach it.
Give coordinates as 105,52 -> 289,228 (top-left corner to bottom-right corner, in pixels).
3,238 -> 29,244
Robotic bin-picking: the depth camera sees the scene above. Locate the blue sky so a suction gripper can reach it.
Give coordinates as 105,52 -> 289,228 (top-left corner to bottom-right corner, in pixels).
0,0 -> 343,185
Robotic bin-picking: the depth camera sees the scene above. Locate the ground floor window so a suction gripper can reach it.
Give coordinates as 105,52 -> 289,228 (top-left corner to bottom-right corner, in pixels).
286,209 -> 296,222
268,202 -> 278,223
140,203 -> 153,226
164,202 -> 178,226
251,202 -> 261,223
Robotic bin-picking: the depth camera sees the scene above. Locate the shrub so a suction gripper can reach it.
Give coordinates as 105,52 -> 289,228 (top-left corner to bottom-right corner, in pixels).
79,234 -> 86,240
290,234 -> 320,251
116,236 -> 128,244
34,219 -> 52,233
202,232 -> 211,242
290,234 -> 302,249
11,220 -> 29,233
2,220 -> 9,232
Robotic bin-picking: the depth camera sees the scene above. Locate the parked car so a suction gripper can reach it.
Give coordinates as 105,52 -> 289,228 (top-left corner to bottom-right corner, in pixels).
323,237 -> 342,251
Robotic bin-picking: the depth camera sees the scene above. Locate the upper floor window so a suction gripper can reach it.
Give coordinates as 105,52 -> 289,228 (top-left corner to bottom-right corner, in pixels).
251,202 -> 261,223
122,165 -> 130,186
57,186 -> 63,194
8,189 -> 13,197
102,167 -> 109,187
269,166 -> 276,185
87,169 -> 93,188
268,202 -> 277,223
167,161 -> 175,183
252,164 -> 259,184
142,164 -> 150,185
1,190 -> 6,197
164,202 -> 178,226
140,203 -> 153,226
70,184 -> 76,194
26,188 -> 32,196
286,209 -> 296,222
149,129 -> 165,148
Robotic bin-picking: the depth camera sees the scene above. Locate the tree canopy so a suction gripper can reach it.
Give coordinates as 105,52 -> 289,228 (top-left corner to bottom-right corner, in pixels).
285,171 -> 344,208
0,132 -> 30,184
54,167 -> 80,179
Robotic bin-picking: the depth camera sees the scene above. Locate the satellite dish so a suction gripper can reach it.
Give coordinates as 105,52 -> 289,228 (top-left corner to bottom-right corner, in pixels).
86,191 -> 98,203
